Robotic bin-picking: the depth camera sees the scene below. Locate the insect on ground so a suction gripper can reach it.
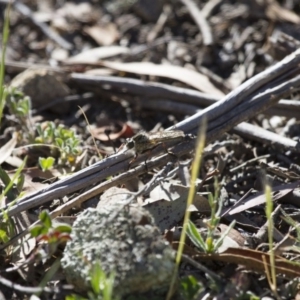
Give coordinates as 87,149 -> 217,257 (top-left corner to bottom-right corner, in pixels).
125,130 -> 187,165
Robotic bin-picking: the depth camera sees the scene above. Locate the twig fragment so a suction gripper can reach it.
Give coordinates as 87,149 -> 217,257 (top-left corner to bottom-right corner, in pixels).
180,0 -> 214,45
14,2 -> 73,50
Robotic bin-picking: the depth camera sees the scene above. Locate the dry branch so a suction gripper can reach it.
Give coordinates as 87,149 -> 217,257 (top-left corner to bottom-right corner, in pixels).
71,74 -> 300,116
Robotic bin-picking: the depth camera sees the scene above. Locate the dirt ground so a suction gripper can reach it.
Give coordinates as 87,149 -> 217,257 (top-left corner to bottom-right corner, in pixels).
1,0 -> 300,299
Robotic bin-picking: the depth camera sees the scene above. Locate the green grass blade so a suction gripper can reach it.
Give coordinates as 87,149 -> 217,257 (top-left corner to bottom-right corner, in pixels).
0,2 -> 11,127
166,119 -> 207,300
186,220 -> 207,252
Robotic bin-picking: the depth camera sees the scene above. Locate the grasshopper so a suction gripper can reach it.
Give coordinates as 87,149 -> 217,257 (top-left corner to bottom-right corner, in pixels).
126,130 -> 186,154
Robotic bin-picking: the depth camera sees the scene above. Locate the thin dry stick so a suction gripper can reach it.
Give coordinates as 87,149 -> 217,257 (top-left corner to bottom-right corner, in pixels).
201,0 -> 222,19
147,5 -> 171,43
181,254 -> 223,283
5,60 -> 64,73
71,74 -> 300,115
180,0 -> 214,45
71,73 -> 221,106
232,122 -> 298,152
0,274 -> 60,294
14,2 -> 72,49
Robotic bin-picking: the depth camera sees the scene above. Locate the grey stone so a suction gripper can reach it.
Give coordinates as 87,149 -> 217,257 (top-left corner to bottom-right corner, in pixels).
10,68 -> 70,114
61,204 -> 175,298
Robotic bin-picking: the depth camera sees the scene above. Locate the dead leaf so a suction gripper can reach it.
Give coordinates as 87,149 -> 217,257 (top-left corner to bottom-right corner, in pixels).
226,64 -> 246,89
91,121 -> 134,141
149,182 -> 211,212
57,2 -> 97,23
170,184 -> 211,212
144,183 -> 211,231
5,155 -> 25,168
144,199 -> 185,232
20,168 -> 55,196
195,247 -> 300,279
224,181 -> 299,216
215,235 -> 240,253
218,224 -> 245,247
99,61 -> 224,96
0,133 -> 18,165
265,0 -> 300,24
65,46 -> 130,63
175,243 -> 300,279
84,23 -> 119,46
84,68 -> 115,76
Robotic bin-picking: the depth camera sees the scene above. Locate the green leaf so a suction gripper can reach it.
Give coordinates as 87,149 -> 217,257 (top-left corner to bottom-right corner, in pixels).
186,220 -> 206,252
65,295 -> 82,300
36,123 -> 43,136
39,156 -> 55,171
16,173 -> 25,193
35,136 -> 43,143
0,156 -> 27,202
18,97 -> 30,115
39,210 -> 52,229
0,165 -> 12,186
0,228 -> 9,243
55,137 -> 64,148
103,273 -> 115,300
91,262 -> 102,294
54,223 -> 72,234
0,2 -> 11,127
180,275 -> 203,300
30,224 -> 48,237
280,208 -> 300,242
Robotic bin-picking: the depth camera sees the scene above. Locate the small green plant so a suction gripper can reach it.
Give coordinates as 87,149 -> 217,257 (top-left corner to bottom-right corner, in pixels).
38,156 -> 55,171
66,262 -> 117,300
89,262 -> 116,300
0,162 -> 25,202
180,275 -> 204,300
186,180 -> 236,254
0,157 -> 27,247
167,120 -> 236,299
35,121 -> 82,166
30,210 -> 72,256
280,208 -> 300,242
6,87 -> 31,117
236,292 -> 260,300
5,87 -> 33,135
0,209 -> 14,244
27,211 -> 71,297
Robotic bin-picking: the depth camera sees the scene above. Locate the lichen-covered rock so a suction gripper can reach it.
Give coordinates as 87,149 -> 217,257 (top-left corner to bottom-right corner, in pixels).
61,203 -> 175,298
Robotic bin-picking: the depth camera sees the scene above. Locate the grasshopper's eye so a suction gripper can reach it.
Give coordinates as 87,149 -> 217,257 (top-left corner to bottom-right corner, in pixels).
126,139 -> 135,149
133,134 -> 147,143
